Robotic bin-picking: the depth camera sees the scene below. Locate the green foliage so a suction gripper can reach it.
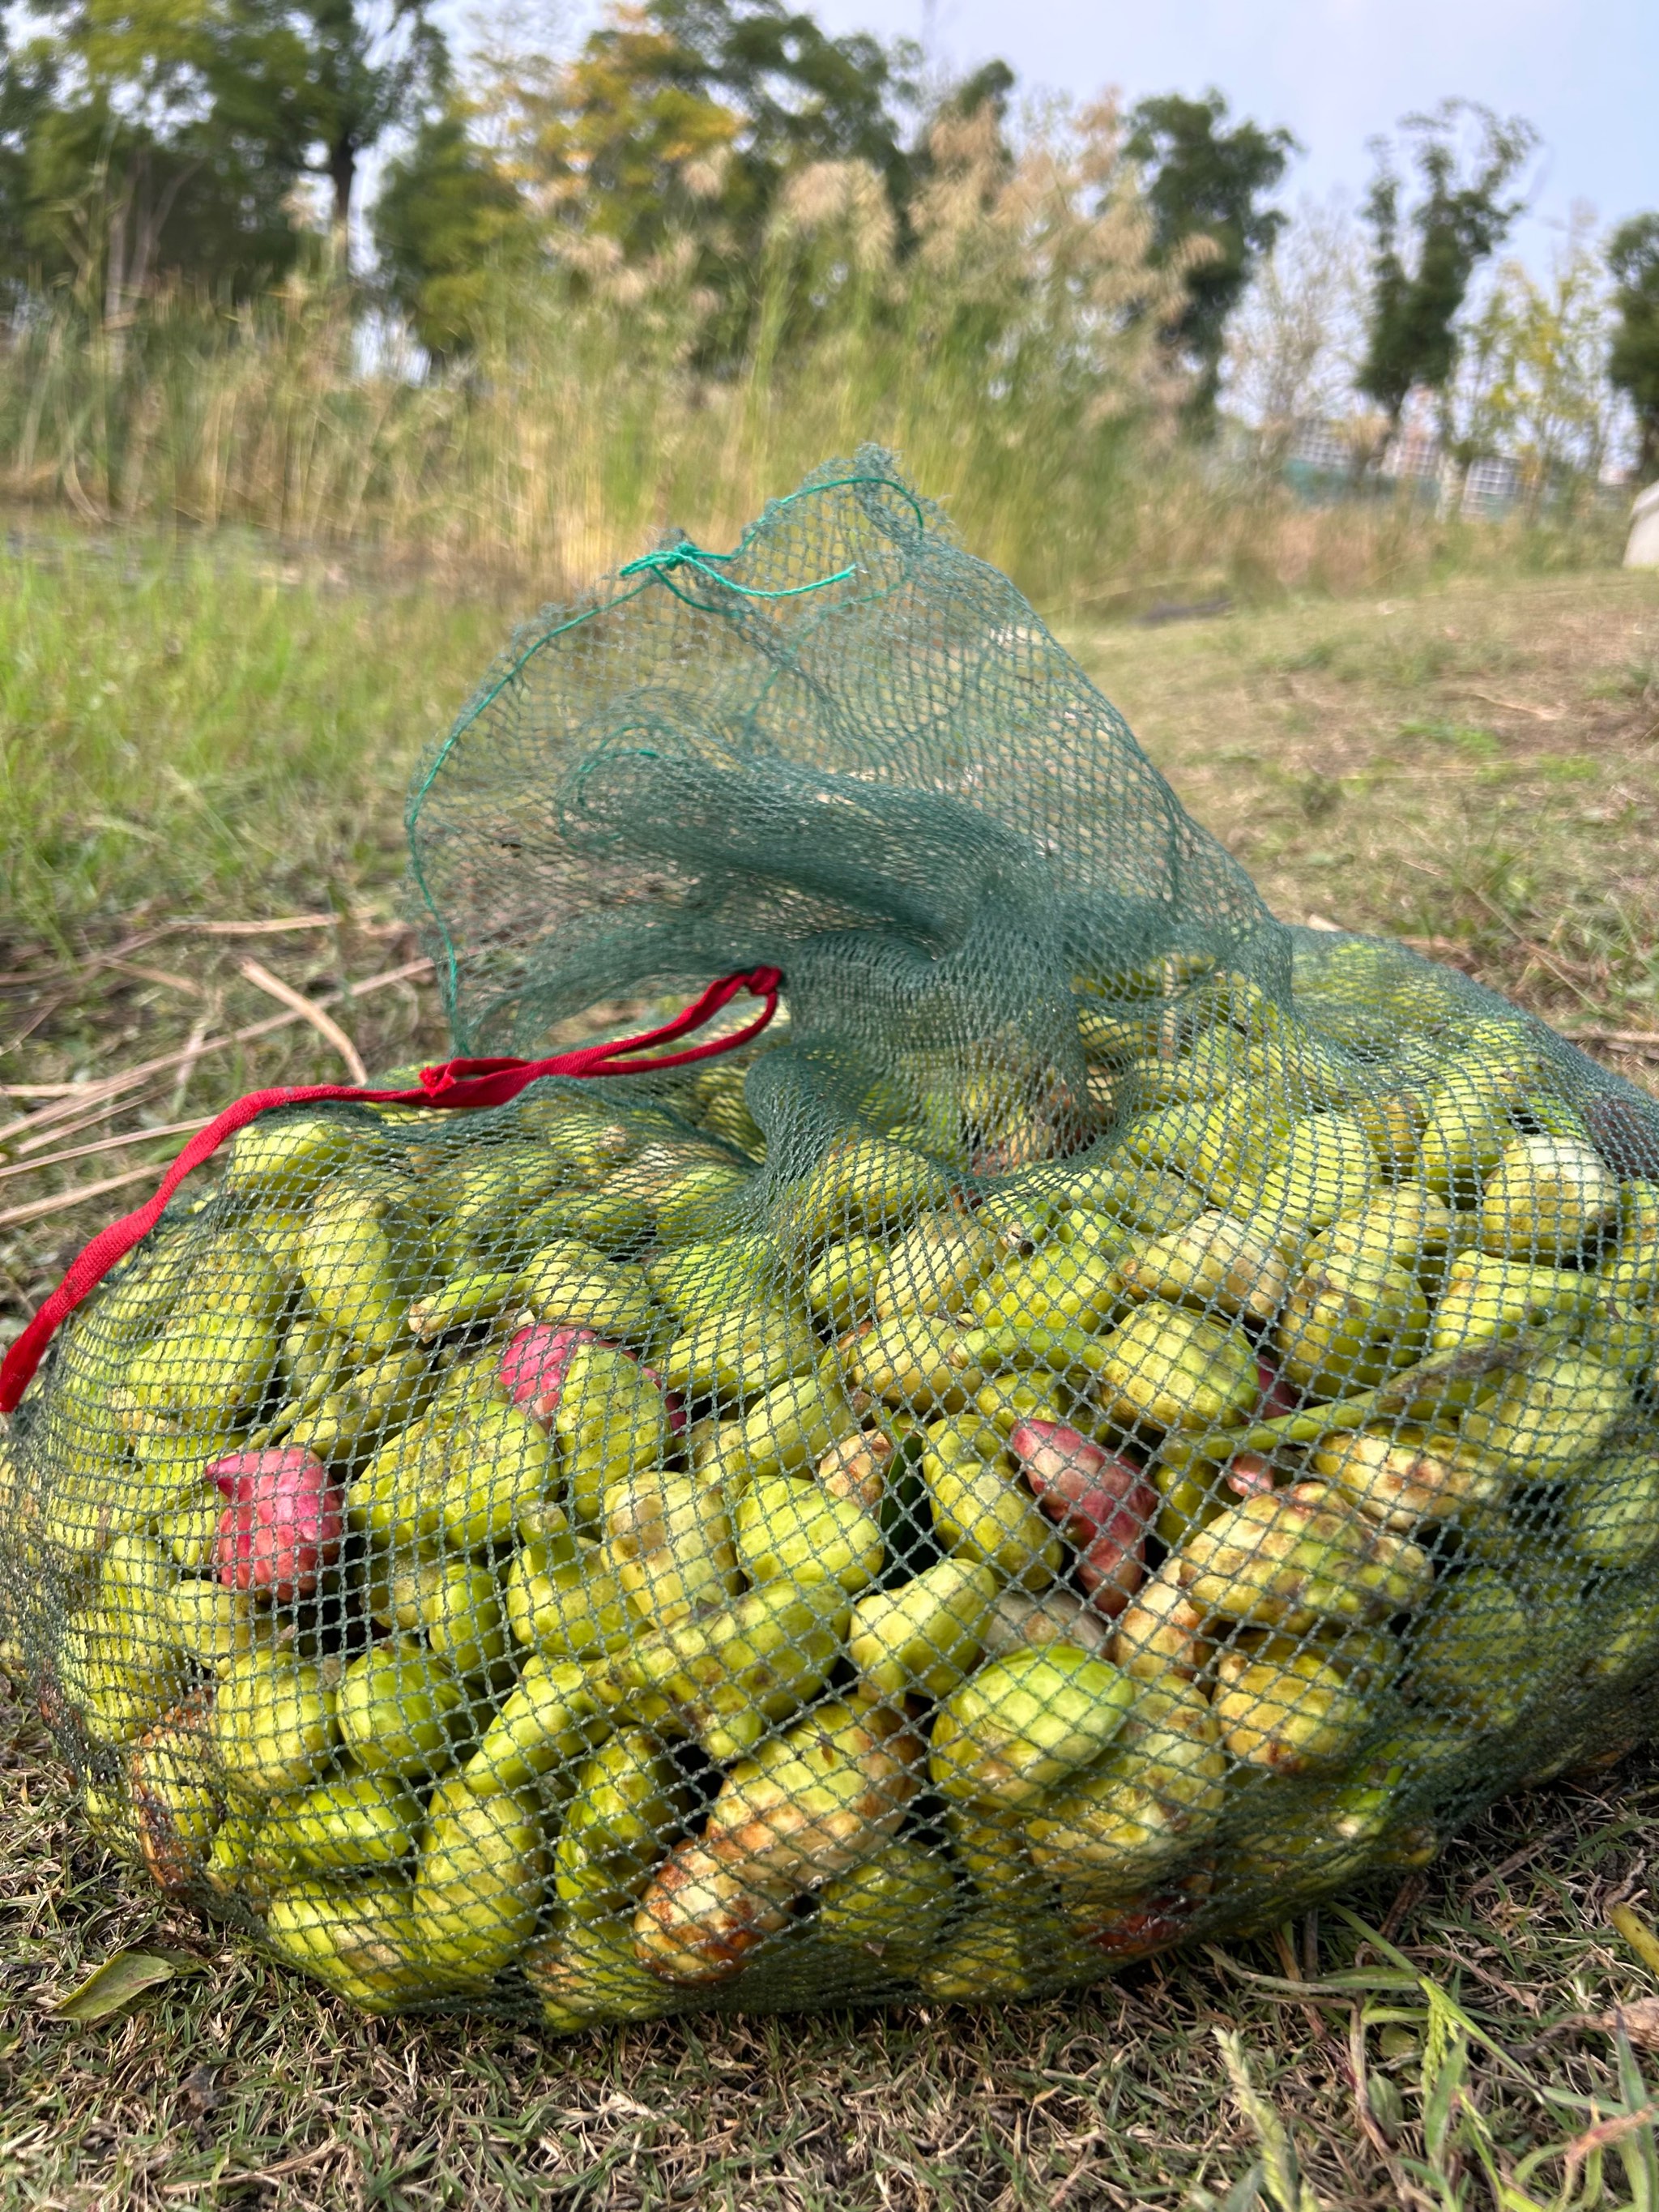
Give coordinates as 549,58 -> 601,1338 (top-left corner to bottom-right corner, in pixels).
654,0 -> 923,215
1443,212 -> 1618,497
373,103 -> 527,359
209,0 -> 450,235
10,0 -> 305,301
0,29 -> 61,301
1,0 -> 449,307
1358,99 -> 1538,436
1608,213 -> 1659,480
1126,88 -> 1299,427
472,0 -> 927,365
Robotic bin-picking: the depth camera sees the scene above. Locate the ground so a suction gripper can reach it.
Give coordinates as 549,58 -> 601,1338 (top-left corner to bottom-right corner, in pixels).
2,550 -> 1659,2210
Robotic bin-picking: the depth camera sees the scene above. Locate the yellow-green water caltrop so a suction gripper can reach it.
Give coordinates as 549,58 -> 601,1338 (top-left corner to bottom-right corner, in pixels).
1179,1483 -> 1432,1631
1096,1300 -> 1260,1433
57,1613 -> 184,1745
266,1876 -> 440,2010
224,1111 -> 377,1199
604,1469 -> 741,1630
923,1432 -> 1064,1591
505,1536 -> 629,1659
600,1578 -> 851,1761
1478,1132 -> 1620,1261
804,1236 -> 886,1331
1211,1646 -> 1371,1772
301,1180 -> 432,1354
412,1774 -> 549,1981
415,1560 -> 510,1682
336,1636 -> 467,1780
789,1135 -> 950,1242
1457,1348 -> 1629,1480
518,1245 -> 663,1343
524,1914 -> 686,2031
849,1557 -> 999,1697
1418,1070 -> 1516,1205
552,1730 -> 695,1919
462,1652 -> 612,1796
1023,1677 -> 1225,1896
633,1697 -> 922,1984
1559,1448 -> 1659,1565
1431,1251 -> 1600,1352
435,1400 -> 561,1552
875,1211 -> 1004,1321
258,1772 -> 424,1872
735,1473 -> 884,1594
1309,1427 -> 1508,1531
1277,1253 -> 1429,1400
661,1301 -> 818,1403
645,1234 -> 776,1326
1405,1568 -> 1534,1727
850,1314 -> 983,1415
812,1838 -> 957,1975
712,1368 -> 872,1488
969,1239 -> 1123,1334
1303,1185 -> 1457,1279
1249,1112 -> 1378,1231
165,1578 -> 267,1675
214,1648 -> 340,1796
928,1644 -> 1136,1808
1115,1211 -> 1294,1322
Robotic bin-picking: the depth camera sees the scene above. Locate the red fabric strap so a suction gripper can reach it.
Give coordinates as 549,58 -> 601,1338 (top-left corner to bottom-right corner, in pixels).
0,965 -> 782,1414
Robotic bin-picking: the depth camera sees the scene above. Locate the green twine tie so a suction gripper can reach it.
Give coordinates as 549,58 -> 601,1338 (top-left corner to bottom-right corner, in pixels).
616,542 -> 857,599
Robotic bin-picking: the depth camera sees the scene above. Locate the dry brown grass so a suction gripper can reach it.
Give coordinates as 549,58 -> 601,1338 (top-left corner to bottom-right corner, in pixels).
1067,570 -> 1659,1087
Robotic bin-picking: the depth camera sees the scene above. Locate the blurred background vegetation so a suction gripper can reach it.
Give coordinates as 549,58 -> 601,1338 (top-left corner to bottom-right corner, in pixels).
0,0 -> 1656,604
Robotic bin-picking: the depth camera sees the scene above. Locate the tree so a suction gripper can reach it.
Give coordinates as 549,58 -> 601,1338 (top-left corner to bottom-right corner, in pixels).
22,0 -> 449,295
210,0 -> 450,246
463,0 -> 923,361
1608,212 -> 1659,480
0,29 -> 62,305
373,101 -> 527,357
1124,88 -> 1299,427
18,0 -> 304,308
1223,194 -> 1369,463
1357,99 -> 1538,442
1446,210 -> 1618,499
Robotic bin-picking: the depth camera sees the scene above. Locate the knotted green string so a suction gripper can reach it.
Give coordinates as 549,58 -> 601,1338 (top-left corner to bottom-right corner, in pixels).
617,542 -> 857,599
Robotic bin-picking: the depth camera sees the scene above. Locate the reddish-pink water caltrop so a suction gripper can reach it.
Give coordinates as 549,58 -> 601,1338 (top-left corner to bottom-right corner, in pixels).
1256,1359 -> 1302,1420
499,1323 -> 686,1435
498,1323 -> 605,1424
1007,1418 -> 1151,1615
1224,1450 -> 1277,1497
211,1446 -> 344,1600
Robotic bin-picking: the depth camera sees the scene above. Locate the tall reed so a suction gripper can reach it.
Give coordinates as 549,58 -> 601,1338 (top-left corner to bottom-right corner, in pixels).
0,107 -> 1623,608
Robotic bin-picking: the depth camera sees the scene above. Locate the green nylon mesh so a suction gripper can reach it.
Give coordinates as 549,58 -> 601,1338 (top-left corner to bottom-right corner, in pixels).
5,448 -> 1659,2027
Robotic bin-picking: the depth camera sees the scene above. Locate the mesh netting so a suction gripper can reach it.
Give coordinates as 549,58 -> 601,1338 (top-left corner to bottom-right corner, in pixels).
6,449 -> 1659,2028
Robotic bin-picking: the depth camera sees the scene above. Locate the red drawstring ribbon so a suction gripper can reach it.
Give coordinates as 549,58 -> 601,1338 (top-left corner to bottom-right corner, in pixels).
0,965 -> 783,1415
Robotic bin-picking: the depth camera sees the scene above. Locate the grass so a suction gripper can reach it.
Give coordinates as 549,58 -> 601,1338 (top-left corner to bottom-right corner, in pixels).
0,536 -> 510,947
0,273 -> 1626,615
3,533 -> 1659,2208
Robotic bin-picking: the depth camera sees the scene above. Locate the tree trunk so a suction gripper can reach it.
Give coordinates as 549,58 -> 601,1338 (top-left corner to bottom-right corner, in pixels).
329,137 -> 357,267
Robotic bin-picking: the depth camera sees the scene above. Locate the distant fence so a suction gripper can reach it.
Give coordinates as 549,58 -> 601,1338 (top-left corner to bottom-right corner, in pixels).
1280,420 -> 1626,519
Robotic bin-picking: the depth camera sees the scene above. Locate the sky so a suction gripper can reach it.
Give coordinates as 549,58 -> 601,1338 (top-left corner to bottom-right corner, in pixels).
487,0 -> 1659,271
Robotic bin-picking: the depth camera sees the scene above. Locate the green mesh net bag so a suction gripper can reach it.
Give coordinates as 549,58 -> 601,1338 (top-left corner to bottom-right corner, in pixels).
6,448 -> 1659,2028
